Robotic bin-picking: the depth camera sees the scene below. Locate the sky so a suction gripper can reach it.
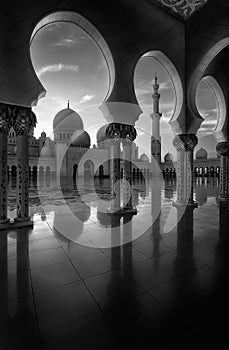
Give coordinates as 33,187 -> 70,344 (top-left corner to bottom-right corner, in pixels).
31,21 -> 218,160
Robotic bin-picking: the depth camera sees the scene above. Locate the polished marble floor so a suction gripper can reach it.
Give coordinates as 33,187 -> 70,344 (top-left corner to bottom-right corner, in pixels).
1,176 -> 229,349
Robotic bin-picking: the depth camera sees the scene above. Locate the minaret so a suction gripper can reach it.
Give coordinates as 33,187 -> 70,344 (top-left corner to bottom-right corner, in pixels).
150,74 -> 162,170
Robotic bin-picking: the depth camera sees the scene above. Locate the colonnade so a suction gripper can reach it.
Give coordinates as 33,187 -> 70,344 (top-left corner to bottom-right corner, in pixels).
1,102 -> 229,229
173,134 -> 229,205
0,103 -> 36,226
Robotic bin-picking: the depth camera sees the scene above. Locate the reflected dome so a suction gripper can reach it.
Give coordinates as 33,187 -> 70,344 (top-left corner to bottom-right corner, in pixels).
96,125 -> 107,143
71,130 -> 90,148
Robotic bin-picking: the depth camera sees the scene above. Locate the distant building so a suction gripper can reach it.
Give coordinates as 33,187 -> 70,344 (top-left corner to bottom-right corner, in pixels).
7,93 -> 219,179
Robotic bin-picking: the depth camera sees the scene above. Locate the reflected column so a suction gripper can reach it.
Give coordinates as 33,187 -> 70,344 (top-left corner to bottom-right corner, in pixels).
14,108 -> 36,222
216,142 -> 229,202
173,134 -> 198,207
122,124 -> 137,213
107,124 -> 122,212
0,104 -> 11,224
173,205 -> 196,275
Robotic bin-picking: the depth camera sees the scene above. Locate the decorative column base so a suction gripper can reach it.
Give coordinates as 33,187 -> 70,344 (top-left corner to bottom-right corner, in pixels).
0,218 -> 10,225
216,197 -> 229,204
14,216 -> 32,223
107,207 -> 137,215
0,219 -> 33,231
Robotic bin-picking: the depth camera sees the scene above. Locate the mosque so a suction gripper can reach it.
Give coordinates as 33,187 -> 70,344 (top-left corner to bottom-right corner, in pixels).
2,2 -> 229,349
6,80 -> 220,180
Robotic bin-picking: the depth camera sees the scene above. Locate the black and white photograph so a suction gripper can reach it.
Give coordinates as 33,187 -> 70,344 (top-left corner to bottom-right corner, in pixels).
0,0 -> 229,349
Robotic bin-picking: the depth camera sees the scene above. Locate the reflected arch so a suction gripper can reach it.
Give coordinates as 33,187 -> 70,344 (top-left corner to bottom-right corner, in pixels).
84,160 -> 94,177
99,165 -> 104,178
73,164 -> 78,180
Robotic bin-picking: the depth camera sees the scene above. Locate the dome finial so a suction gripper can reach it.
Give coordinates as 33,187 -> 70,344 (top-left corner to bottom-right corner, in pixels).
67,100 -> 70,109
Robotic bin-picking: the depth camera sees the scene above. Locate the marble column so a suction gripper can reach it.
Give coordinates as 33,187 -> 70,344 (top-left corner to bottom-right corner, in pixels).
0,105 -> 11,224
14,108 -> 36,222
173,134 -> 198,206
110,137 -> 121,212
216,142 -> 229,202
122,138 -> 133,210
121,124 -> 137,213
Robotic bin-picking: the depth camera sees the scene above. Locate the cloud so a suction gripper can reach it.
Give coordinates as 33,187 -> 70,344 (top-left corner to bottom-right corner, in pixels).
79,94 -> 94,103
52,35 -> 85,48
199,108 -> 217,119
37,63 -> 79,77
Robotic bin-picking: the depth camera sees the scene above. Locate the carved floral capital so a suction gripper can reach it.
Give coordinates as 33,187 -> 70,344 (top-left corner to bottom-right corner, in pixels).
0,103 -> 37,135
105,123 -> 137,142
0,104 -> 12,133
173,134 -> 198,152
13,107 -> 37,136
156,0 -> 208,18
216,142 -> 229,156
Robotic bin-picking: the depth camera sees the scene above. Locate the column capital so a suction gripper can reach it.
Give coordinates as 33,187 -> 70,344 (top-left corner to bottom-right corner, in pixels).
12,106 -> 37,136
216,142 -> 229,156
173,134 -> 198,152
0,103 -> 12,134
106,122 -> 137,142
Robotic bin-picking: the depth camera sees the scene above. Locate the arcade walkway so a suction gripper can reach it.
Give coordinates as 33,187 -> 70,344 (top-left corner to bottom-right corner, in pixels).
0,179 -> 228,350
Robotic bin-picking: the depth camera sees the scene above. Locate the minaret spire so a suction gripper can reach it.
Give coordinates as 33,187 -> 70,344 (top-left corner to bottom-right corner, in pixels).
150,74 -> 162,172
152,73 -> 161,114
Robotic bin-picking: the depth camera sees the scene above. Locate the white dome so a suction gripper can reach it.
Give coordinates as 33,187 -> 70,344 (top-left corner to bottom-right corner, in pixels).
164,153 -> 173,162
196,148 -> 208,159
53,108 -> 83,131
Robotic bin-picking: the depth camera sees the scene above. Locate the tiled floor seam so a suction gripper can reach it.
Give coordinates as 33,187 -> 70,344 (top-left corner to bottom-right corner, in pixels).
28,262 -> 44,350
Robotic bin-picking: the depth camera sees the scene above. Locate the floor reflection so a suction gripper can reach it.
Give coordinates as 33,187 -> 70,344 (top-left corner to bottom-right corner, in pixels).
0,177 -> 228,349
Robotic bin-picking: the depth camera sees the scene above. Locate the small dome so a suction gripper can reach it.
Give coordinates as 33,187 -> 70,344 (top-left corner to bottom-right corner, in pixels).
40,131 -> 46,138
140,153 -> 149,162
53,108 -> 83,131
40,145 -> 53,157
96,125 -> 107,143
164,153 -> 173,162
71,130 -> 90,148
196,148 -> 207,159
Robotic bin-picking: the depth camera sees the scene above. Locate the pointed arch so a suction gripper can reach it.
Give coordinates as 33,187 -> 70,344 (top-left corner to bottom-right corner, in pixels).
30,11 -> 115,104
201,76 -> 227,142
188,38 -> 229,134
134,50 -> 183,134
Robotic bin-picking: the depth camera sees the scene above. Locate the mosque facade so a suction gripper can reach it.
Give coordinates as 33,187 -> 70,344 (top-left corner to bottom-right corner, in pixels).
6,82 -> 220,179
6,105 -> 153,179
